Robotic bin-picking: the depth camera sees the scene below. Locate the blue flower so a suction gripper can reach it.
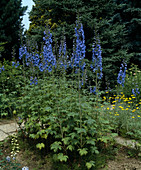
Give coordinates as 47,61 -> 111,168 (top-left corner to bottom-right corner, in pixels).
71,20 -> 86,71
12,61 -> 15,66
0,66 -> 4,73
132,87 -> 140,96
90,86 -> 96,94
12,157 -> 16,160
30,77 -> 38,85
91,35 -> 103,79
58,36 -> 68,70
38,29 -> 56,72
117,61 -> 127,87
12,61 -> 20,68
6,156 -> 11,162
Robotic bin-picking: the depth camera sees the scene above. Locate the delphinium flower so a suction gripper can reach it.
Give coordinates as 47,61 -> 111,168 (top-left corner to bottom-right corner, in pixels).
32,52 -> 40,67
12,61 -> 20,68
117,61 -> 127,87
70,18 -> 86,88
90,86 -> 96,94
0,65 -> 4,73
132,89 -> 136,96
58,35 -> 68,70
132,86 -> 140,96
90,34 -> 103,79
39,29 -> 56,72
19,45 -> 32,67
30,76 -> 38,85
71,19 -> 86,71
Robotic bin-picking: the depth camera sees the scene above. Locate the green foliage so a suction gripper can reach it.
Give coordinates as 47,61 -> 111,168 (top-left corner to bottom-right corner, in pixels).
122,64 -> 141,102
14,74 -> 114,168
0,61 -> 24,117
0,144 -> 21,170
101,90 -> 141,142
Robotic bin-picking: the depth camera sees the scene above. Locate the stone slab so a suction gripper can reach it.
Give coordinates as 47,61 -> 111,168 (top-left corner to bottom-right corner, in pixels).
0,131 -> 8,141
0,123 -> 18,134
115,136 -> 140,149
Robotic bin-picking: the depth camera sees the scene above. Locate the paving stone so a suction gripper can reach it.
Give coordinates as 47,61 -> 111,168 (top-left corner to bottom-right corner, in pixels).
0,123 -> 18,134
115,136 -> 140,149
0,130 -> 8,141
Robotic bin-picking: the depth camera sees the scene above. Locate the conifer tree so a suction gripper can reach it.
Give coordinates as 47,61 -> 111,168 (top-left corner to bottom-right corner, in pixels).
0,0 -> 27,60
115,0 -> 141,68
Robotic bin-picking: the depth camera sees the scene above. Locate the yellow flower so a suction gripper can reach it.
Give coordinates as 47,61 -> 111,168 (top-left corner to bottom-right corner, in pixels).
129,97 -> 132,100
117,114 -> 119,116
132,97 -> 136,99
103,96 -> 106,100
120,92 -> 123,94
136,107 -> 139,110
132,116 -> 135,118
106,91 -> 109,93
137,115 -> 141,117
132,109 -> 136,112
112,105 -> 115,107
125,108 -> 128,111
128,105 -> 130,107
107,107 -> 109,110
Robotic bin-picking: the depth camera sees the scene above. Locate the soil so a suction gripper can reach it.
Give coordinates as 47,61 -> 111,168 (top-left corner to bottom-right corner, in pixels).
104,147 -> 141,170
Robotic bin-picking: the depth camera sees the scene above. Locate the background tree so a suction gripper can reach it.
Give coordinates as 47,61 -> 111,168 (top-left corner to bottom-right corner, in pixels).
114,0 -> 141,68
0,0 -> 27,61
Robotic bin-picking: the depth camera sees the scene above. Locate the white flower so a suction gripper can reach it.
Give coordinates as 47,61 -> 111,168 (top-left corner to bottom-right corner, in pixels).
22,167 -> 29,170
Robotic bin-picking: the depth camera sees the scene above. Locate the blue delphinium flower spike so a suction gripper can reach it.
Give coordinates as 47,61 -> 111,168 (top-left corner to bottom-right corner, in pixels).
91,34 -> 103,79
117,61 -> 127,87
